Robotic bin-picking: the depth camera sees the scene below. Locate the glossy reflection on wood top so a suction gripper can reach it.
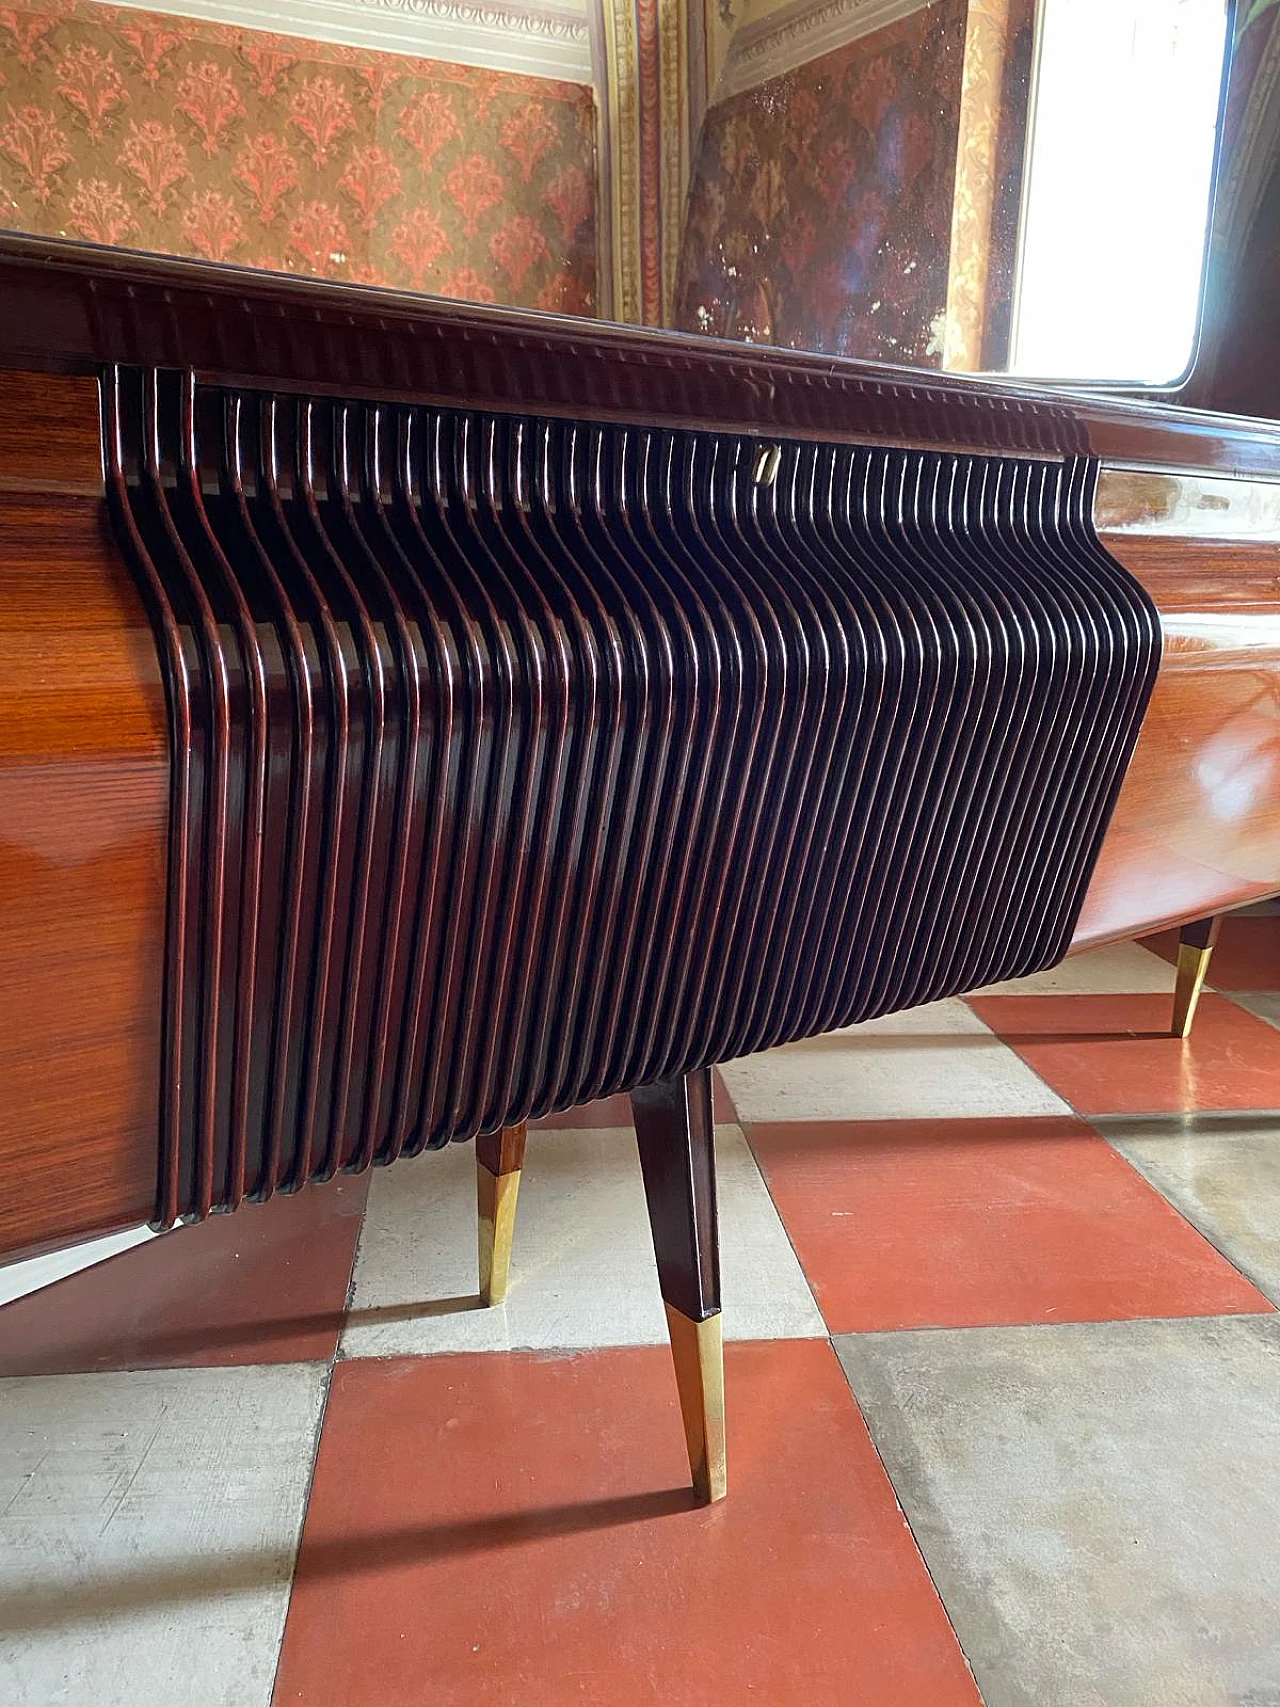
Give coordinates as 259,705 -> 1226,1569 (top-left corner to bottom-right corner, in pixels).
1075,468 -> 1280,949
0,368 -> 166,1261
1094,467 -> 1280,544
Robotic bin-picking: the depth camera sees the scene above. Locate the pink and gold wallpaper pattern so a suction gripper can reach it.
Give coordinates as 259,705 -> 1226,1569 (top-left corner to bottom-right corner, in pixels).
675,0 -> 967,364
0,0 -> 598,312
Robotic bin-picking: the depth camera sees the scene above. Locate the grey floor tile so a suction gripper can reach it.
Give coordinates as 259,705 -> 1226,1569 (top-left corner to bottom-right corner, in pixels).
1234,992 -> 1280,1031
1104,1113 -> 1280,1304
838,1316 -> 1280,1707
0,1363 -> 327,1707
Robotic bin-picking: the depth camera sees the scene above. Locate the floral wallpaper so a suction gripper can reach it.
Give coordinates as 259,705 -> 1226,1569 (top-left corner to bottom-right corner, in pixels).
0,0 -> 597,312
675,0 -> 967,365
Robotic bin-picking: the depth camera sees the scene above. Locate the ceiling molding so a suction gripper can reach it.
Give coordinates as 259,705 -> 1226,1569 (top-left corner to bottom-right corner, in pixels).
713,0 -> 932,102
102,0 -> 594,82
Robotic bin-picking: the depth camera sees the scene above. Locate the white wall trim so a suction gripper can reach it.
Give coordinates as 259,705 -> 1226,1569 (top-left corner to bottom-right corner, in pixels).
714,0 -> 932,102
100,0 -> 594,83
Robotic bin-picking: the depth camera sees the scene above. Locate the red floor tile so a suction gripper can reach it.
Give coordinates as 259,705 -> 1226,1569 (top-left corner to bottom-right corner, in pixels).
747,1116 -> 1270,1332
531,1070 -> 737,1130
274,1341 -> 981,1707
0,1172 -> 369,1374
1142,916 -> 1280,991
969,992 -> 1280,1115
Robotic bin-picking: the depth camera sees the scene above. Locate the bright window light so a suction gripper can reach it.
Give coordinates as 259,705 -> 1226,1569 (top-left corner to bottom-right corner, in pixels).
1009,0 -> 1228,385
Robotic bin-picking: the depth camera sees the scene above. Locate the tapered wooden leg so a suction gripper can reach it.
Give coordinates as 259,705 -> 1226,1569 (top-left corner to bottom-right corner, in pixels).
476,1122 -> 526,1306
631,1067 -> 726,1503
1171,915 -> 1222,1038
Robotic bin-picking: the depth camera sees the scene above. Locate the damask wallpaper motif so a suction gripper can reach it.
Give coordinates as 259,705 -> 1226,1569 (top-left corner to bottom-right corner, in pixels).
675,0 -> 967,365
0,0 -> 597,312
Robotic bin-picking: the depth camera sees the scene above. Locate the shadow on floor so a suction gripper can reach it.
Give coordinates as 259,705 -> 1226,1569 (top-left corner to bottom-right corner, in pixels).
0,1295 -> 487,1373
0,1487 -> 697,1636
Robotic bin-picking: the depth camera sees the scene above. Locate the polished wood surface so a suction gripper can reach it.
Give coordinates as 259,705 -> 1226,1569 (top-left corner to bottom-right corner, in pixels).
632,1069 -> 721,1326
1094,469 -> 1280,539
1075,467 -> 1280,948
0,369 -> 167,1260
5,233 -> 1280,477
0,370 -> 103,497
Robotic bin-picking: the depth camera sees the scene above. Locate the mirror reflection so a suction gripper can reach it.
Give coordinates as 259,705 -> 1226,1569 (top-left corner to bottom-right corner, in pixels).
0,0 -> 1230,386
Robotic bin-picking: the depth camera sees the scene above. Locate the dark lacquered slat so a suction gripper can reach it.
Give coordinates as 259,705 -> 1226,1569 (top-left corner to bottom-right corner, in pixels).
221,396 -> 319,1197
174,374 -> 270,1213
101,369 -> 191,1229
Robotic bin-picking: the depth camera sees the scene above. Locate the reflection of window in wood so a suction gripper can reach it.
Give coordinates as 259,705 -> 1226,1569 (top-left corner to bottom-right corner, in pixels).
941,0 -> 1034,371
1009,0 -> 1226,383
675,0 -> 970,366
675,0 -> 1040,369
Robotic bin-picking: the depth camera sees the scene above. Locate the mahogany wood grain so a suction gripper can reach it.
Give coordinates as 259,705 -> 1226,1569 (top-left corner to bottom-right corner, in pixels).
0,369 -> 167,1261
0,369 -> 102,496
1075,468 -> 1280,948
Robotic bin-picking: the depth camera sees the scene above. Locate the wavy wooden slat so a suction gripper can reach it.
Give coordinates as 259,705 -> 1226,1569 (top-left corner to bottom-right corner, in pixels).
102,367 -> 1159,1222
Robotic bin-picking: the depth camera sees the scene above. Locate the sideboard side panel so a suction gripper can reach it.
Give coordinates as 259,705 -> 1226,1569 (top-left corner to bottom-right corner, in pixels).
0,371 -> 167,1261
1075,469 -> 1280,948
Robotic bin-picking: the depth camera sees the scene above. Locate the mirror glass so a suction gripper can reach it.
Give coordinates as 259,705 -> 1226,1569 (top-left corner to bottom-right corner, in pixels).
0,0 -> 1230,387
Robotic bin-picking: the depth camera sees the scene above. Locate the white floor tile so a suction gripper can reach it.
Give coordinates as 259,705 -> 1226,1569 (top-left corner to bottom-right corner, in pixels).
341,1124 -> 824,1359
720,998 -> 1070,1124
0,1363 -> 326,1707
976,941 -> 1175,996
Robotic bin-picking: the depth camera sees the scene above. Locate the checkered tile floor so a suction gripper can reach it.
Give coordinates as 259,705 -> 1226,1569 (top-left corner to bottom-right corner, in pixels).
4,922 -> 1280,1705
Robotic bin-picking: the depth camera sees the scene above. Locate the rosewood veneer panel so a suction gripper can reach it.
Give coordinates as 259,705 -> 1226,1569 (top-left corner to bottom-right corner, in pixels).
1075,468 -> 1280,948
0,371 -> 167,1259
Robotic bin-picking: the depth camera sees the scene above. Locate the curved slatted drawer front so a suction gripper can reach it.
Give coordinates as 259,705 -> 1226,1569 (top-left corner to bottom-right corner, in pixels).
102,366 -> 1160,1225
